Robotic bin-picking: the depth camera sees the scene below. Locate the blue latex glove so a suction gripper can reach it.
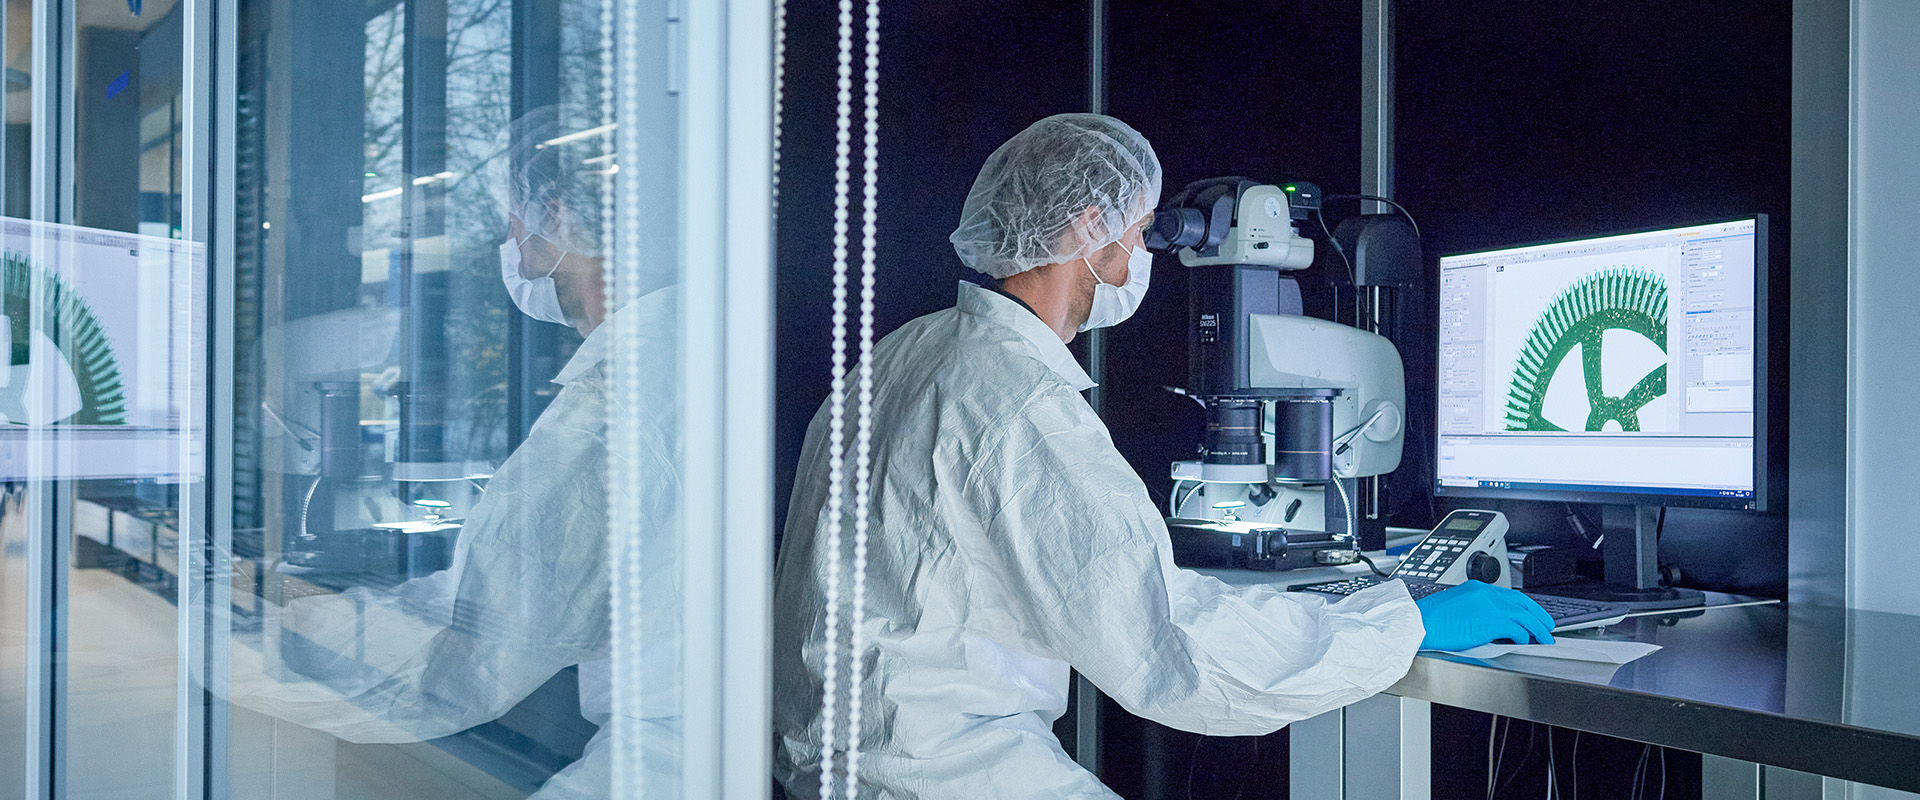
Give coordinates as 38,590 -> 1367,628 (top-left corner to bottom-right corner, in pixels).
1412,580 -> 1556,651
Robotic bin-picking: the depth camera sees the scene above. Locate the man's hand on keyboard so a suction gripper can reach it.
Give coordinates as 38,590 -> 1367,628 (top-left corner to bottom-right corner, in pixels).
1412,580 -> 1556,651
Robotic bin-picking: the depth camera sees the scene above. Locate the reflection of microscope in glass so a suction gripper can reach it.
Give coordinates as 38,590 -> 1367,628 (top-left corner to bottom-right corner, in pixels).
263,309 -> 492,591
1149,178 -> 1415,571
277,381 -> 483,587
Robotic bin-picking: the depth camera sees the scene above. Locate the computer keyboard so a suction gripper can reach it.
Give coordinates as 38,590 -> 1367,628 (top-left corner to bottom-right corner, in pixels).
1288,576 -> 1629,631
1302,576 -> 1450,600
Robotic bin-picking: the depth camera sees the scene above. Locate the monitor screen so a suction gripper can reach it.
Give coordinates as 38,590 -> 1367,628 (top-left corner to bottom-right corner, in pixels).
1434,218 -> 1761,506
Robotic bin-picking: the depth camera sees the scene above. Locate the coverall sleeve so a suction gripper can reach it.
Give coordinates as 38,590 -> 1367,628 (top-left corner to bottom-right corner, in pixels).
226,371 -> 677,744
969,391 -> 1423,737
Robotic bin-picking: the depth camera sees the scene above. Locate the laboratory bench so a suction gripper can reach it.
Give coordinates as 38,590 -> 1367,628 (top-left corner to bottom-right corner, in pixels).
1202,559 -> 1920,798
1389,599 -> 1920,795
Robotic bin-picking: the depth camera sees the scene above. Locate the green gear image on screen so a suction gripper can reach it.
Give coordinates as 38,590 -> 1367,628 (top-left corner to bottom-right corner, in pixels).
0,249 -> 130,426
1503,268 -> 1669,432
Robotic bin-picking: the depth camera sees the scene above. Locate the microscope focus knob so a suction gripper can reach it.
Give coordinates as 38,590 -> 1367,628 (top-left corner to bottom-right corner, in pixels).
1467,551 -> 1504,585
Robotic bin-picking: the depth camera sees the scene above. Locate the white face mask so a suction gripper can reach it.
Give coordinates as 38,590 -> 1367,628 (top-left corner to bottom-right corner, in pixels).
499,233 -> 571,325
1078,241 -> 1152,331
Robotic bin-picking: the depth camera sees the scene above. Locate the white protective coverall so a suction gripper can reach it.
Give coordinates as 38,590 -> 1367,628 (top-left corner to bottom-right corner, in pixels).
772,281 -> 1424,799
229,287 -> 682,799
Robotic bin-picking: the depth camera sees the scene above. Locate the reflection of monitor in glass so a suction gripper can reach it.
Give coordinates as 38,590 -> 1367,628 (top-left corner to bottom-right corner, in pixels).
1434,217 -> 1771,608
0,217 -> 205,481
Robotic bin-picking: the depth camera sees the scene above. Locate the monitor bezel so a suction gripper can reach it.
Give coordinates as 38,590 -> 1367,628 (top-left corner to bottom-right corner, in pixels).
1431,214 -> 1771,512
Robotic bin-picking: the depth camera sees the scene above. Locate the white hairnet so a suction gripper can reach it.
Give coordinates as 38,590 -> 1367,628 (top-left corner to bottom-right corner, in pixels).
487,105 -> 610,258
949,113 -> 1162,279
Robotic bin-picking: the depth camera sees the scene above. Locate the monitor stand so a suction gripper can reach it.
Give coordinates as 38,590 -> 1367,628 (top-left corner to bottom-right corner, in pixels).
1553,505 -> 1704,611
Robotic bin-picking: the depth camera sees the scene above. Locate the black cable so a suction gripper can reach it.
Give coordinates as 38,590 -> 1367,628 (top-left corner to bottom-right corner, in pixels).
1355,551 -> 1393,579
1562,503 -> 1598,546
1316,208 -> 1360,327
1570,732 -> 1580,800
1316,207 -> 1357,283
1486,716 -> 1500,799
1327,193 -> 1424,242
1655,507 -> 1671,587
1657,748 -> 1667,800
1495,721 -> 1536,799
1488,716 -> 1512,800
1230,738 -> 1261,800
1631,745 -> 1652,800
1547,727 -> 1558,800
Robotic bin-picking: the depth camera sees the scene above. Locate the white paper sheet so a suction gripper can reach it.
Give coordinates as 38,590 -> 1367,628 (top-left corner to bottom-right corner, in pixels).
1423,639 -> 1662,664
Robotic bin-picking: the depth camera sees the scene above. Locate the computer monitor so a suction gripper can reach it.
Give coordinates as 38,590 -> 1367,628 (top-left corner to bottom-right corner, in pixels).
1433,216 -> 1771,607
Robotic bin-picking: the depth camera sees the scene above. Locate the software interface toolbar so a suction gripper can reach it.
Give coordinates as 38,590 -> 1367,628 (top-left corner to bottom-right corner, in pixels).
1435,219 -> 1757,499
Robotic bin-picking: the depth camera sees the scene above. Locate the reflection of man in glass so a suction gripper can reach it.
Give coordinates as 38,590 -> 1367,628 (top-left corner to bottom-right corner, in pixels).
232,107 -> 679,798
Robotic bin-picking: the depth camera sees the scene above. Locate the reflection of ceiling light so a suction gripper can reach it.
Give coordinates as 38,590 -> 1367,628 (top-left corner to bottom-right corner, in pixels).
371,519 -> 463,534
588,164 -> 620,176
540,123 -> 616,148
361,187 -> 404,203
409,171 -> 462,187
582,153 -> 617,165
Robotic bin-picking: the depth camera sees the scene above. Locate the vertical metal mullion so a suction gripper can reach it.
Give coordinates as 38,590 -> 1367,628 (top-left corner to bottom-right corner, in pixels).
179,1 -> 214,797
680,0 -> 777,792
1360,0 -> 1394,528
505,0 -> 562,449
183,0 -> 240,795
397,0 -> 450,478
208,0 -> 239,789
1072,0 -> 1108,780
24,3 -> 68,799
680,0 -> 725,791
181,0 -> 216,787
720,1 -> 774,793
0,6 -> 7,213
55,0 -> 72,225
1361,0 -> 1393,213
1081,0 -> 1106,416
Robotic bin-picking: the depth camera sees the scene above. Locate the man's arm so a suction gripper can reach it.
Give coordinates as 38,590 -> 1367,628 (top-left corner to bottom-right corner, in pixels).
970,391 -> 1423,737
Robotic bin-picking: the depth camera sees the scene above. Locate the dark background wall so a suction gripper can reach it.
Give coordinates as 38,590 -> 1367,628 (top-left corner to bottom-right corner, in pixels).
774,2 -> 1791,798
1394,0 -> 1792,601
774,0 -> 1089,535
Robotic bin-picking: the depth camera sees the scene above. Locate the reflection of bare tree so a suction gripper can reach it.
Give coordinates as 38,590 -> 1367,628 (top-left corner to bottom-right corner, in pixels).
362,5 -> 408,267
363,7 -> 406,197
346,0 -> 608,464
442,0 -> 515,462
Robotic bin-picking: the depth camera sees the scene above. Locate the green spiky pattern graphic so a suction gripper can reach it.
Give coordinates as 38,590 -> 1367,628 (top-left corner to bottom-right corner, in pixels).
1504,268 -> 1668,432
1,250 -> 129,425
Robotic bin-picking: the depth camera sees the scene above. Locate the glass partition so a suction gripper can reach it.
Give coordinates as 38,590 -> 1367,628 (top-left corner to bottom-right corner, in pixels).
0,1 -> 771,797
0,3 -> 34,794
212,0 -> 709,797
218,0 -> 624,796
15,2 -> 202,798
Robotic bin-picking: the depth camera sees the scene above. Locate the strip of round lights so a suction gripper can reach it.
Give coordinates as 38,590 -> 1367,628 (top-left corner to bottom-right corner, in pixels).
813,0 -> 859,792
605,0 -> 644,795
840,0 -> 880,796
773,0 -> 788,209
816,0 -> 878,795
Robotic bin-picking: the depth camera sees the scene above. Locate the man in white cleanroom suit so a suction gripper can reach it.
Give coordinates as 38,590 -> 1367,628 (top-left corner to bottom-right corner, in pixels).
772,113 -> 1554,799
228,107 -> 681,799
